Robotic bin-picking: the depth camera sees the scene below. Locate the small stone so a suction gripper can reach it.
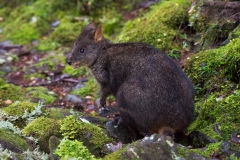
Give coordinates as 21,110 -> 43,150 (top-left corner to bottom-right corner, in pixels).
51,20 -> 60,27
31,16 -> 38,23
86,95 -> 92,99
0,58 -> 6,64
95,98 -> 101,108
5,99 -> 12,105
74,82 -> 85,90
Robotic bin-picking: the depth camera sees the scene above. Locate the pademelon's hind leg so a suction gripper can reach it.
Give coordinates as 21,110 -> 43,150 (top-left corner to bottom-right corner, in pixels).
119,110 -> 143,141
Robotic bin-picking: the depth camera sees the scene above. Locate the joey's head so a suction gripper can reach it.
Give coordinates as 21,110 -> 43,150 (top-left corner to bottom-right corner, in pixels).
67,23 -> 104,68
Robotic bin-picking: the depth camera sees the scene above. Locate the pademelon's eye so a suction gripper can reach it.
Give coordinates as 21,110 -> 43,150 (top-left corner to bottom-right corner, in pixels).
80,49 -> 84,53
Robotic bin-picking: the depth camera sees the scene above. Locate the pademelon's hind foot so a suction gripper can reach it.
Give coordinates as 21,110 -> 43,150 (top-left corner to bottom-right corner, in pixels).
158,126 -> 175,136
158,126 -> 187,142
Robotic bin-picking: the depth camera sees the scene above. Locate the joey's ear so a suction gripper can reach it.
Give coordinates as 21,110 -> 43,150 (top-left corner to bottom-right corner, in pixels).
84,23 -> 96,31
94,25 -> 103,42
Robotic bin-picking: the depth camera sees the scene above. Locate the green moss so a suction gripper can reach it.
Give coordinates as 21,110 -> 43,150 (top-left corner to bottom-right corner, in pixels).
25,86 -> 56,104
54,139 -> 97,160
72,77 -> 99,100
185,32 -> 240,96
47,108 -> 69,120
4,23 -> 41,45
22,116 -> 60,138
98,7 -> 123,38
62,66 -> 90,77
33,57 -> 56,72
117,0 -> 191,54
37,16 -> 89,51
60,115 -> 113,157
184,25 -> 240,147
36,38 -> 61,51
0,129 -> 30,152
177,146 -> 191,158
48,17 -> 88,46
2,100 -> 37,117
1,2 -> 49,44
24,73 -> 45,80
0,0 -> 81,45
22,116 -> 61,153
191,142 -> 222,158
188,90 -> 240,141
0,78 -> 25,107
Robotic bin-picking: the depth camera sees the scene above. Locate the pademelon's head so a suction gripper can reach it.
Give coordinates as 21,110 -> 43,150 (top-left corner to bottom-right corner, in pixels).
67,23 -> 104,68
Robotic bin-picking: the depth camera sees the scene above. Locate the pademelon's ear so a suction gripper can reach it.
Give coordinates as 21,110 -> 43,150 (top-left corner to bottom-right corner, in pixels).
94,25 -> 103,42
84,22 -> 95,31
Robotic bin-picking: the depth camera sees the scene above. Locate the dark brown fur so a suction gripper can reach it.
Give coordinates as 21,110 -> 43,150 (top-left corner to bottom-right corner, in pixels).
67,23 -> 195,140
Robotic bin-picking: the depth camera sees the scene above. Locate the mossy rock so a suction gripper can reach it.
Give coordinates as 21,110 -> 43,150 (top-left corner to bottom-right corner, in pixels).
2,101 -> 41,128
47,107 -> 109,129
47,108 -> 70,120
0,129 -> 31,153
0,78 -> 25,107
104,134 -> 207,160
60,115 -> 113,157
22,116 -> 61,153
185,26 -> 240,142
185,29 -> 240,96
188,0 -> 240,50
117,0 -> 191,54
2,101 -> 37,116
22,116 -> 61,138
103,145 -> 127,160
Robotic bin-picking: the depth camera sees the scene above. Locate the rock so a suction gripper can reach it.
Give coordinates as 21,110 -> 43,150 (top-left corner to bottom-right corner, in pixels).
74,82 -> 85,90
95,98 -> 101,108
104,133 -> 210,160
123,134 -> 180,160
140,0 -> 158,9
98,106 -> 119,117
105,134 -> 208,160
188,0 -> 240,50
103,142 -> 123,154
230,131 -> 240,145
65,94 -> 83,104
0,129 -> 31,153
0,40 -> 11,48
51,20 -> 60,27
49,136 -> 60,160
220,141 -> 240,158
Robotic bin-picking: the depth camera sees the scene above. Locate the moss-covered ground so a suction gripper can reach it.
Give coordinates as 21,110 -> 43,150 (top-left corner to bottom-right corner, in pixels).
185,26 -> 240,141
